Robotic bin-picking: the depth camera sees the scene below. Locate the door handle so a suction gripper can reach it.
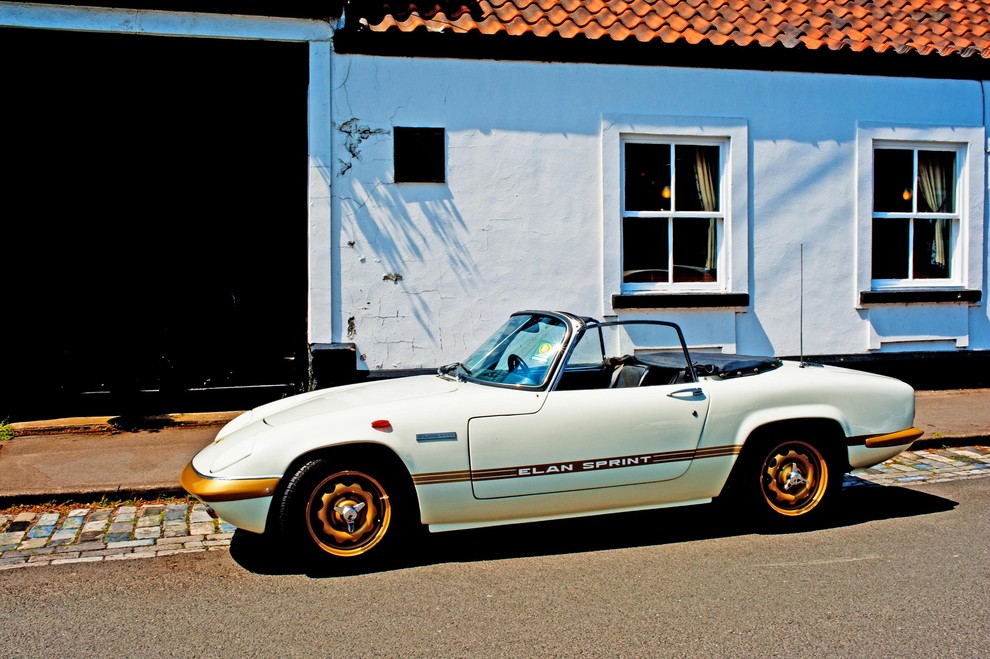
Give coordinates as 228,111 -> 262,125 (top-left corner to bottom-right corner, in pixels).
667,387 -> 704,398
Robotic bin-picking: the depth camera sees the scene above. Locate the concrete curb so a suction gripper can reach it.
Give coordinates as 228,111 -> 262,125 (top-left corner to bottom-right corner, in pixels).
9,412 -> 241,437
0,486 -> 189,509
912,435 -> 990,450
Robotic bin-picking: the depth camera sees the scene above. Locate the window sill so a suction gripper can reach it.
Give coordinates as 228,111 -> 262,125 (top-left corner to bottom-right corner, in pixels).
859,289 -> 982,305
612,293 -> 750,309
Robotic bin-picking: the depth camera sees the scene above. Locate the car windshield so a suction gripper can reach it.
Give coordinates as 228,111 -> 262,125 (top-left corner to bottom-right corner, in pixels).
456,313 -> 569,387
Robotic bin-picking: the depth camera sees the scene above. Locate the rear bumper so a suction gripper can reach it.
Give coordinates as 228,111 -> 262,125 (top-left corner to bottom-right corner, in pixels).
864,427 -> 924,449
847,427 -> 922,470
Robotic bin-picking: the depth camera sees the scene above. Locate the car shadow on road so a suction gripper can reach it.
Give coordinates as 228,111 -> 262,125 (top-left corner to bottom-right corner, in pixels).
228,479 -> 957,578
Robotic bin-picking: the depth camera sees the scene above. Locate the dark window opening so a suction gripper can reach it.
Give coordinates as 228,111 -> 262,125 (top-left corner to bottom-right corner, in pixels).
873,148 -> 913,213
394,126 -> 445,183
625,143 -> 671,211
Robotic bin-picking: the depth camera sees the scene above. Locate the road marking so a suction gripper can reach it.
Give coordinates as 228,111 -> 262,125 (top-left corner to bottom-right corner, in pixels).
763,554 -> 884,567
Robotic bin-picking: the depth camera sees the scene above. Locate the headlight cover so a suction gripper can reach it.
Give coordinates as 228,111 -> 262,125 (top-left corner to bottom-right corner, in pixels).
210,440 -> 255,474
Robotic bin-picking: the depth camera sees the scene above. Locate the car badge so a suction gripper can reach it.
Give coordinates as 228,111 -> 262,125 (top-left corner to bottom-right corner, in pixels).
416,432 -> 458,442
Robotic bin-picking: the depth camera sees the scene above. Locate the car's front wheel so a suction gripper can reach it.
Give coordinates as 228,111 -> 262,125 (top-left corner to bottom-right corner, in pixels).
277,457 -> 409,564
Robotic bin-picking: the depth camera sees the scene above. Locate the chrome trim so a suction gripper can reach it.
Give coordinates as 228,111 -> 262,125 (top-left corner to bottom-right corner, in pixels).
416,431 -> 458,442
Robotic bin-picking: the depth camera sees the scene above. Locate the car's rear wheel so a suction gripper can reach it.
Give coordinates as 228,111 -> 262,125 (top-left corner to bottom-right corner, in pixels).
757,440 -> 830,517
277,457 -> 409,564
737,436 -> 839,528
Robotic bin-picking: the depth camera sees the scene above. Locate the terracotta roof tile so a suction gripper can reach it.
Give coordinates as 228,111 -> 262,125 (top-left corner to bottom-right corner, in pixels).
711,15 -> 734,34
582,20 -> 609,37
681,26 -> 707,42
801,35 -> 827,49
757,31 -> 780,46
735,16 -> 759,37
667,11 -> 691,31
658,23 -> 681,42
593,10 -> 622,27
635,10 -> 658,28
708,30 -> 732,44
358,1 -> 990,59
545,5 -> 572,23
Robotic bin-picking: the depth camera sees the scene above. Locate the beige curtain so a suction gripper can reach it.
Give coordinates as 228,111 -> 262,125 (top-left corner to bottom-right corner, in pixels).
918,153 -> 950,268
694,147 -> 718,272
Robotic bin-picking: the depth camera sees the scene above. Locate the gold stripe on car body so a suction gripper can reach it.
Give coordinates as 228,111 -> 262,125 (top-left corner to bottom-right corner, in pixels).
411,470 -> 473,485
180,462 -> 281,502
411,444 -> 743,486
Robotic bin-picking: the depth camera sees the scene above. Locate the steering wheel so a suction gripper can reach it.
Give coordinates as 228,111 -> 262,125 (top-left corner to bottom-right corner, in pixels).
507,353 -> 530,376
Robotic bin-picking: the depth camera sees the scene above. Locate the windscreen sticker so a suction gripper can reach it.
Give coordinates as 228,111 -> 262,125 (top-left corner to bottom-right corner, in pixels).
531,342 -> 557,364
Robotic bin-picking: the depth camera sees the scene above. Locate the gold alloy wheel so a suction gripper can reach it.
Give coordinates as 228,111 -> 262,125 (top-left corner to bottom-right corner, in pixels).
305,470 -> 392,557
759,440 -> 829,517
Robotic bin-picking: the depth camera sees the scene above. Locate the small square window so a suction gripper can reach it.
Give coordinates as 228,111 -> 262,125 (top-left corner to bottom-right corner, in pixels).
394,127 -> 445,183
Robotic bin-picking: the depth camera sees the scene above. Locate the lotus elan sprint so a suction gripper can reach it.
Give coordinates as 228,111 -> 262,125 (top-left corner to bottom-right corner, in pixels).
181,311 -> 921,564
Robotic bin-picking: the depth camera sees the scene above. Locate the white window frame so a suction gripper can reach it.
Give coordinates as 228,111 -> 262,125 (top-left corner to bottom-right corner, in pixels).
602,114 -> 749,307
871,142 -> 963,288
855,123 -> 984,299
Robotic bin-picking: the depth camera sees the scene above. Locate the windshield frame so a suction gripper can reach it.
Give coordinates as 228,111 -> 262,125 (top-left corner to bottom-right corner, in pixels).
451,310 -> 578,391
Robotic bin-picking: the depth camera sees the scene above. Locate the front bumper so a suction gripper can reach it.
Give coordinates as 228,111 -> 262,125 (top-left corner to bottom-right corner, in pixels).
180,462 -> 280,503
180,463 -> 280,534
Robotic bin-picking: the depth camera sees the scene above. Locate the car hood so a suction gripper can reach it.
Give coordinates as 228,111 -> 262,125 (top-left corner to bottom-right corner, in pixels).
259,375 -> 460,428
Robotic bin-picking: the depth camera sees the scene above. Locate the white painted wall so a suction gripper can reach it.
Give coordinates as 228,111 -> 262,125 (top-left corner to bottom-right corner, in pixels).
329,54 -> 988,370
1,2 -> 983,371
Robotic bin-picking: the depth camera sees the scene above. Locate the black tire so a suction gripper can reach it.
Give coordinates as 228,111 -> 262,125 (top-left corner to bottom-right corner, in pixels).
276,456 -> 411,564
740,436 -> 840,529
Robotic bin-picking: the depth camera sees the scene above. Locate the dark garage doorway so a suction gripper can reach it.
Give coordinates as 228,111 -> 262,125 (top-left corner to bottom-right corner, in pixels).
1,28 -> 310,421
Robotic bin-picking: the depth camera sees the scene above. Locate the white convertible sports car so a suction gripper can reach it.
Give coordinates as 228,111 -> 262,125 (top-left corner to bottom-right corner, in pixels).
182,310 -> 921,564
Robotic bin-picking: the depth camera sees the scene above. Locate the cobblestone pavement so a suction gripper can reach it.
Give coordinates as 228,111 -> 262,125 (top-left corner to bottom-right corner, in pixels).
843,444 -> 990,486
1,445 -> 988,571
0,503 -> 236,571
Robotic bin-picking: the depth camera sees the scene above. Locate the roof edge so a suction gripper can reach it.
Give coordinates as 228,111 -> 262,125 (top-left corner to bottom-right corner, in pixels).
334,28 -> 990,81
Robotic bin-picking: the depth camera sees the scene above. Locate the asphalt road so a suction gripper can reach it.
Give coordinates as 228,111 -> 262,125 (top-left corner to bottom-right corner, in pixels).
2,478 -> 988,657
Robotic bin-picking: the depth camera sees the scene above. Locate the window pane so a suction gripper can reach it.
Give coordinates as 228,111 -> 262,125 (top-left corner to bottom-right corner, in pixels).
874,149 -> 913,213
672,218 -> 716,282
872,218 -> 909,279
913,218 -> 951,279
622,216 -> 668,283
567,328 -> 605,368
917,151 -> 955,213
625,143 -> 671,211
674,145 -> 719,212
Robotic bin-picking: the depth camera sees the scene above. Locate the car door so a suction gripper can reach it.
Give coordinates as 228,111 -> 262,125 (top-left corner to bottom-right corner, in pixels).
468,381 -> 709,499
